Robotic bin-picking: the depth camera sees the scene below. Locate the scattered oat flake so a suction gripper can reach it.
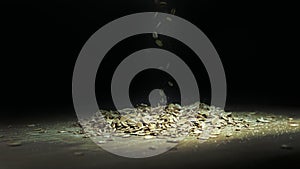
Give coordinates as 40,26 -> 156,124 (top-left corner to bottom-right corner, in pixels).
98,140 -> 107,144
257,117 -> 270,123
74,152 -> 84,156
144,135 -> 154,139
122,134 -> 131,138
7,141 -> 22,147
27,124 -> 36,127
289,123 -> 299,127
281,144 -> 293,150
226,133 -> 233,137
149,146 -> 157,150
167,139 -> 180,143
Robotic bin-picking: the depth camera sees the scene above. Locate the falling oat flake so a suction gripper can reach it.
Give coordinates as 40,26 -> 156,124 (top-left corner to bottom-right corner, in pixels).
166,17 -> 172,21
168,81 -> 174,87
152,32 -> 158,39
171,8 -> 176,15
155,39 -> 163,47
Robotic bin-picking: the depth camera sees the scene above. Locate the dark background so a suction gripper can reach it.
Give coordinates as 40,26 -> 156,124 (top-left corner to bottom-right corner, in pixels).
1,0 -> 299,119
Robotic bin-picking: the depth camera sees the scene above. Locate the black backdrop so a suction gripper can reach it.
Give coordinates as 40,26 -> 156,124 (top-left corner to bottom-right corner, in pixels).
1,0 -> 299,118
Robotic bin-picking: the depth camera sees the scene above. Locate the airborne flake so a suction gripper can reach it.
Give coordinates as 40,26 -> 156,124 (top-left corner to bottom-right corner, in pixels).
155,39 -> 163,47
152,32 -> 158,39
166,17 -> 172,21
171,8 -> 176,15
